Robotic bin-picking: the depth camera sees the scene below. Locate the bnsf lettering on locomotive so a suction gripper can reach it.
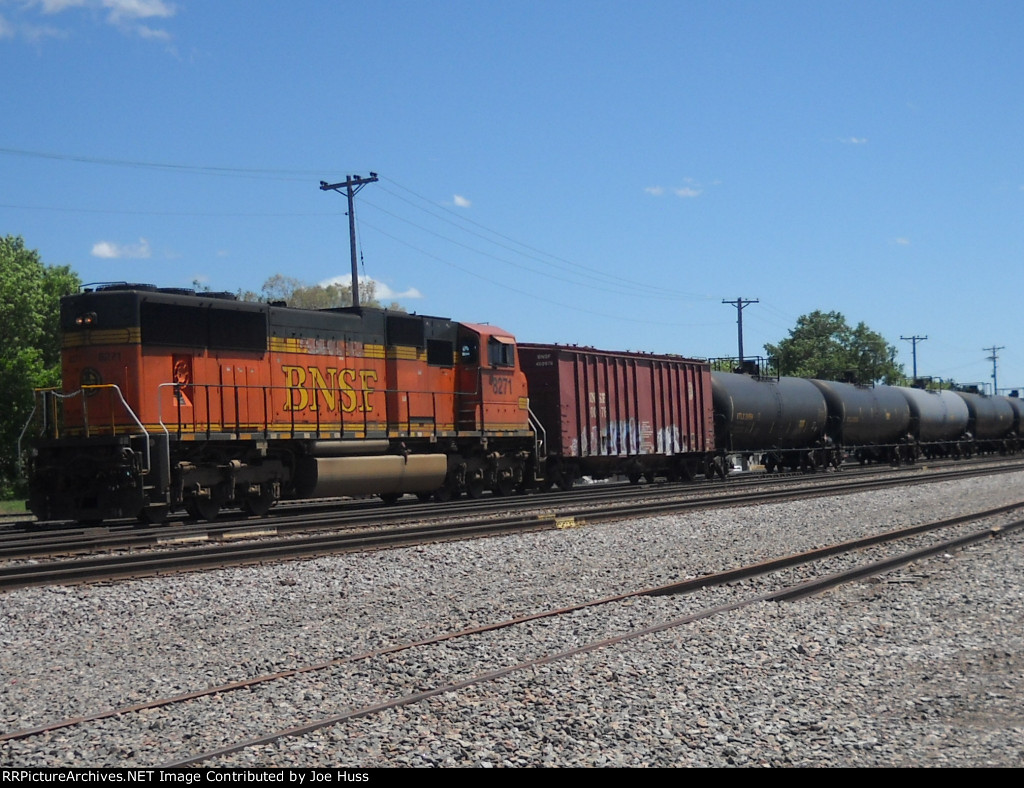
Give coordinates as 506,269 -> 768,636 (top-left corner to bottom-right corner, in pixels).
281,364 -> 378,413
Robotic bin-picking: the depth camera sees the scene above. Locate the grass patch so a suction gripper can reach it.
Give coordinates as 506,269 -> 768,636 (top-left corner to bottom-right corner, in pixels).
0,499 -> 27,516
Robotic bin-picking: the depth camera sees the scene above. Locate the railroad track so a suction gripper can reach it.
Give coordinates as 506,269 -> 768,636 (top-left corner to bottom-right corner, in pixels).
3,497 -> 1020,766
2,459 -> 1022,591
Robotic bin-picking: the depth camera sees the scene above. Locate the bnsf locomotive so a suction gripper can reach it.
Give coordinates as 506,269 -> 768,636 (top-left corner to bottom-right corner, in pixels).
23,284 -> 716,523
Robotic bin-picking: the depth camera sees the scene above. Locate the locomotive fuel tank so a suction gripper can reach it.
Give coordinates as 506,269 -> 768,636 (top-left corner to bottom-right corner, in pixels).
892,387 -> 969,442
711,372 -> 827,451
808,380 -> 911,445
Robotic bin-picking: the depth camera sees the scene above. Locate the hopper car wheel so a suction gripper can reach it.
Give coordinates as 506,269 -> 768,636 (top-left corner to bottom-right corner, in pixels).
186,497 -> 220,522
628,472 -> 642,485
241,485 -> 276,517
557,475 -> 575,492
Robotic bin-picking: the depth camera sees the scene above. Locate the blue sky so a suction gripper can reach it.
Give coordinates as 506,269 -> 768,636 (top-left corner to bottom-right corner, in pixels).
3,1 -> 1023,392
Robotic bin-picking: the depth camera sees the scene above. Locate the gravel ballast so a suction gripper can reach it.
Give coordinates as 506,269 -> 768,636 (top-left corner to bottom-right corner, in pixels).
2,471 -> 1023,767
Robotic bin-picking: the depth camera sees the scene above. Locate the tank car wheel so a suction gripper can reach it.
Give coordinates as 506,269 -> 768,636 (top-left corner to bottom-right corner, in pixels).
416,491 -> 435,502
186,497 -> 220,522
379,493 -> 402,505
240,485 -> 276,517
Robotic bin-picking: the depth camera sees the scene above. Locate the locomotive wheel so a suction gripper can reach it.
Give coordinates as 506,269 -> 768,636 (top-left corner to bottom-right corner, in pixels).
465,476 -> 486,499
186,497 -> 220,522
492,475 -> 515,496
240,485 -> 276,517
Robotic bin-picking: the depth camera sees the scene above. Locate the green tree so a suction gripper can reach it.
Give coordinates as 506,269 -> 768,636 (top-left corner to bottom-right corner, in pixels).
238,274 -> 404,311
0,236 -> 81,497
764,310 -> 903,384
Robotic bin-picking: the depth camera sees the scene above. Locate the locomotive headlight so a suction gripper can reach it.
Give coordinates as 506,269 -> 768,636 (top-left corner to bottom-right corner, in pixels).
74,312 -> 98,327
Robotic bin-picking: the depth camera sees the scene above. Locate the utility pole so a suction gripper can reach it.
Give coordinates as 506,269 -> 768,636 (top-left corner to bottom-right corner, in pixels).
722,297 -> 758,365
320,173 -> 379,308
900,335 -> 927,380
984,345 -> 1005,395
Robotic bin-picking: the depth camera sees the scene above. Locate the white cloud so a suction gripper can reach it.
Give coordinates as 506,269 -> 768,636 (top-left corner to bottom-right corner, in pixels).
33,1 -> 90,12
646,180 -> 703,198
453,194 -> 471,208
841,137 -> 868,144
894,237 -> 911,246
103,0 -> 176,24
91,237 -> 152,259
6,0 -> 176,41
319,275 -> 423,301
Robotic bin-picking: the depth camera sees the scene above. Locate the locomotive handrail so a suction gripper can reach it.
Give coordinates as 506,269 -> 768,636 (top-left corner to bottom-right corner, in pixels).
83,385 -> 152,475
20,385 -> 152,476
15,388 -> 59,471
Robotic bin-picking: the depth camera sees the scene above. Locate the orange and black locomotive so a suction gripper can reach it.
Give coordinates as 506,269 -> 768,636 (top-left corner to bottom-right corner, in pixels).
24,284 -> 535,523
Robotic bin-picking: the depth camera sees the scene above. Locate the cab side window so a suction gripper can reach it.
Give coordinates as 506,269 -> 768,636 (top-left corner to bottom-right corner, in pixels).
488,337 -> 515,367
460,340 -> 478,365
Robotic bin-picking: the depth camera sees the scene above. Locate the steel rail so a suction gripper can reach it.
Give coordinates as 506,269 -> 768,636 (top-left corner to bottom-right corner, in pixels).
4,460 -> 1022,565
3,464 -> 1023,591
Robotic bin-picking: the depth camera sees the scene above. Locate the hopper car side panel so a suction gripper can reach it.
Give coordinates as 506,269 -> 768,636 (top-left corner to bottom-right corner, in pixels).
518,344 -> 714,482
